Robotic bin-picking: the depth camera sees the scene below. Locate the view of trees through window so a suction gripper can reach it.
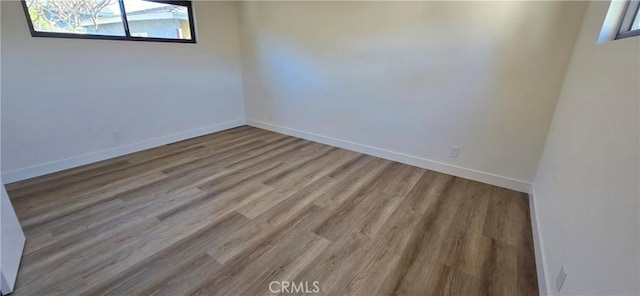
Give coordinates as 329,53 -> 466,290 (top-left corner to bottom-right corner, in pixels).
24,0 -> 194,41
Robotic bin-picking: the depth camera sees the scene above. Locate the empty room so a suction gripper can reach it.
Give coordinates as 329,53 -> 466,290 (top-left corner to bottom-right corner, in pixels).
0,0 -> 638,295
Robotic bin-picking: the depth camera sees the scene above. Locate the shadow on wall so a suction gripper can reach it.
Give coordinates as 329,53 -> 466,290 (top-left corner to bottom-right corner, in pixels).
241,1 -> 585,184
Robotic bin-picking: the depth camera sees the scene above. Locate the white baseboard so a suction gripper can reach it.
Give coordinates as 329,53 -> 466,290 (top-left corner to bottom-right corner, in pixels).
247,119 -> 531,193
2,119 -> 246,183
529,187 -> 551,295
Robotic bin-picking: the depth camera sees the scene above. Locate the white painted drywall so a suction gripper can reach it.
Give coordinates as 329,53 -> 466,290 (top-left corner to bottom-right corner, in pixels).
1,0 -> 245,181
0,185 -> 25,295
240,1 -> 587,191
531,1 -> 640,295
1,0 -> 27,291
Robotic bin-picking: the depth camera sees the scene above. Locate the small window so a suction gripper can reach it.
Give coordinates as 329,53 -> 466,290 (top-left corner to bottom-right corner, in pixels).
617,0 -> 640,39
21,0 -> 196,43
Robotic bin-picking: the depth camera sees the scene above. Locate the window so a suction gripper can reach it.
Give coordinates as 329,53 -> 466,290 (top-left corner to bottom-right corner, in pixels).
21,0 -> 196,43
617,0 -> 640,39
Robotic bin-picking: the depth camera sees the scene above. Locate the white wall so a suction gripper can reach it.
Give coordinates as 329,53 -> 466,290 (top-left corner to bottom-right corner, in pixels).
240,1 -> 587,192
0,0 -> 27,291
1,1 -> 637,294
1,0 -> 245,182
531,1 -> 640,295
0,185 -> 25,295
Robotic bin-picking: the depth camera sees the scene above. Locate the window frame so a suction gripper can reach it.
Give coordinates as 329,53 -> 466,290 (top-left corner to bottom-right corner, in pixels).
20,0 -> 197,43
616,0 -> 640,40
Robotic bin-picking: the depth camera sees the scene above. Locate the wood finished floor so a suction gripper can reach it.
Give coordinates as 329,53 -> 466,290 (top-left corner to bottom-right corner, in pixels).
7,126 -> 538,296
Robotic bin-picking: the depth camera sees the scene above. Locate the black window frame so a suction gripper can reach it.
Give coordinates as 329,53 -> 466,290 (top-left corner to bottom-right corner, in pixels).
20,0 -> 197,43
616,0 -> 640,40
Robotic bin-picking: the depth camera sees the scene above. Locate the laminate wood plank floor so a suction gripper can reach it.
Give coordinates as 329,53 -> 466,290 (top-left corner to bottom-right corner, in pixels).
7,126 -> 538,296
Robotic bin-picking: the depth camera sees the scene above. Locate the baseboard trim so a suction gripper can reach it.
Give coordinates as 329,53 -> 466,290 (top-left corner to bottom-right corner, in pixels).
529,187 -> 551,295
2,119 -> 246,183
247,119 -> 531,193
